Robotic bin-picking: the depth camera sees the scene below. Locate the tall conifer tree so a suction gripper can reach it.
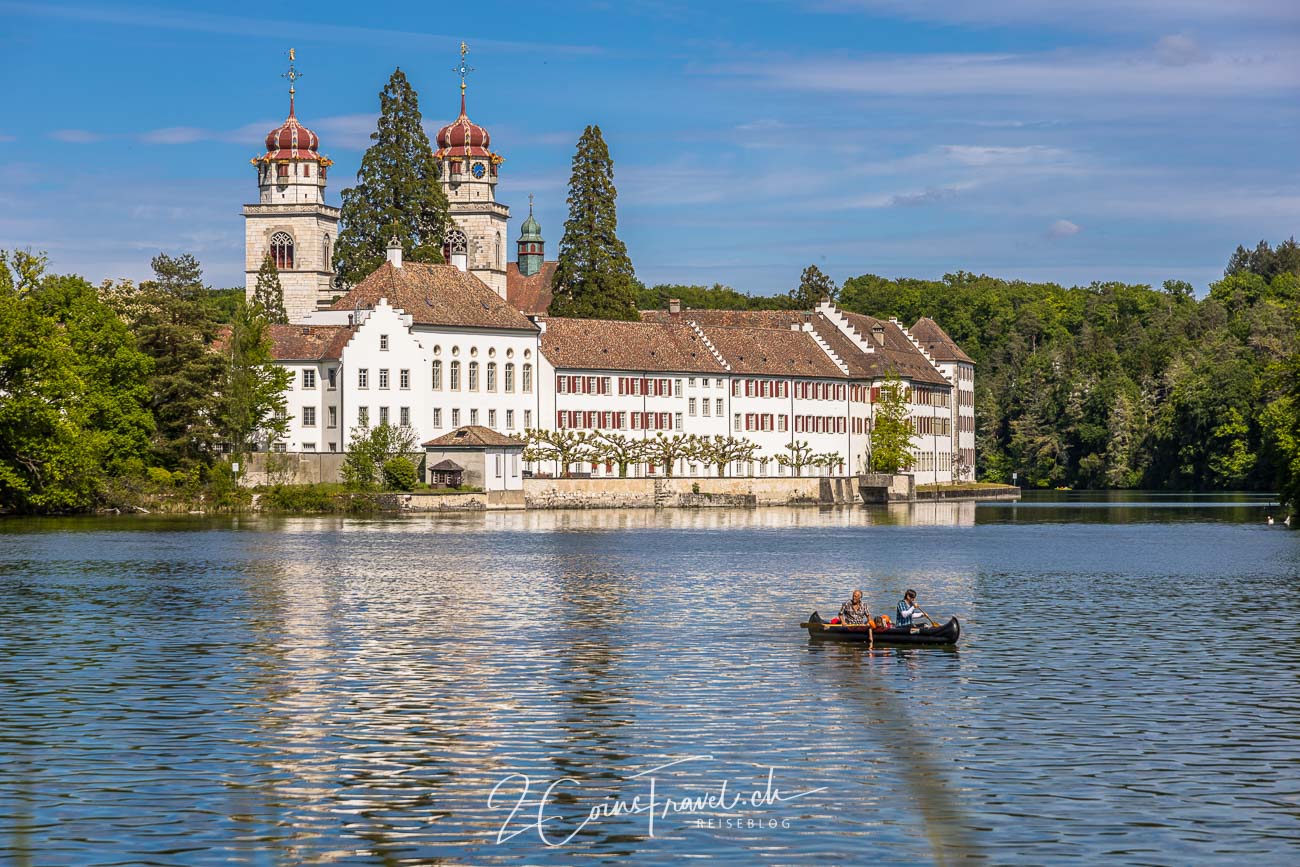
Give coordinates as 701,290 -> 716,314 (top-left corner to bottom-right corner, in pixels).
334,68 -> 449,287
253,253 -> 288,324
550,125 -> 639,320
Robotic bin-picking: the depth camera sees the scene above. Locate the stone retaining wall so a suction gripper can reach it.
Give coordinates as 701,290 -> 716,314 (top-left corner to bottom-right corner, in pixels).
522,476 -> 858,510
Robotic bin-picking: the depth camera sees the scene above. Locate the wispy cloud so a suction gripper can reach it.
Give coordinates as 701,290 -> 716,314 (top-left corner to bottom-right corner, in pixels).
49,129 -> 103,143
140,127 -> 206,145
0,134 -> 15,143
806,0 -> 1300,30
0,1 -> 599,55
1047,218 -> 1081,238
710,39 -> 1298,98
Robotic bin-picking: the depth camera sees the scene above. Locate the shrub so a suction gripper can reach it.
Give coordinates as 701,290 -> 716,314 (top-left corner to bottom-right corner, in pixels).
382,457 -> 418,491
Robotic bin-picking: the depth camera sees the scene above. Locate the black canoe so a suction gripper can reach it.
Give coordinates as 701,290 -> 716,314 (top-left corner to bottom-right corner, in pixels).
801,611 -> 960,646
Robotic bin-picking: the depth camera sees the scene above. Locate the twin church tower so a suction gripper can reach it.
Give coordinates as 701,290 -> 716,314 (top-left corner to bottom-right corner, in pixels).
243,46 -> 545,318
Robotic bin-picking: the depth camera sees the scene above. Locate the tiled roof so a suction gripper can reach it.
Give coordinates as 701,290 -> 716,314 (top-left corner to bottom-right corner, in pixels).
422,425 -> 523,448
695,324 -> 848,379
838,312 -> 950,386
332,262 -> 538,332
640,309 -> 802,329
505,261 -> 556,315
540,317 -> 729,374
911,317 -> 974,364
259,324 -> 355,361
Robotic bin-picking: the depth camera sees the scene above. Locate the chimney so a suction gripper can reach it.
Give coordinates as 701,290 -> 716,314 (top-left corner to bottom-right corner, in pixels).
668,298 -> 681,316
386,236 -> 403,268
871,323 -> 886,346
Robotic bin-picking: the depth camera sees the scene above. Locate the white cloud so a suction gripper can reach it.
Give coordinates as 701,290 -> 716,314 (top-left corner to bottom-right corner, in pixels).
0,133 -> 15,143
939,144 -> 1072,167
710,41 -> 1298,98
1047,219 -> 1082,238
1155,34 -> 1207,67
140,127 -> 206,145
806,0 -> 1300,30
49,129 -> 103,144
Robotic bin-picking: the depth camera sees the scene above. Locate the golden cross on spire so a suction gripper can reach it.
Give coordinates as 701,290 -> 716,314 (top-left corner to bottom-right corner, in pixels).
282,48 -> 302,114
454,41 -> 474,96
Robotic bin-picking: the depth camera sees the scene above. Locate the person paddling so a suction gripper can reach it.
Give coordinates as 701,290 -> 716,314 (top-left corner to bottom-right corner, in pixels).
896,589 -> 932,627
838,590 -> 871,625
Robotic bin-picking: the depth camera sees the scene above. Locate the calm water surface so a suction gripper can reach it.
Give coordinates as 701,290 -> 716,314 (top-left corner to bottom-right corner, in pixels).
2,493 -> 1297,865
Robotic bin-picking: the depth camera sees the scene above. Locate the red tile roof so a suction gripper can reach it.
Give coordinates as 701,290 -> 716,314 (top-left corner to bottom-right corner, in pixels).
505,261 -> 556,315
641,309 -> 802,329
422,425 -> 523,448
837,312 -> 950,385
540,317 -> 728,374
261,324 -> 355,361
694,324 -> 848,378
911,317 -> 974,364
332,262 -> 538,332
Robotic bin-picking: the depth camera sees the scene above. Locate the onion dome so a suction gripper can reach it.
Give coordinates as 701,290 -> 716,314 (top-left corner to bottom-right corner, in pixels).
518,209 -> 543,243
252,96 -> 333,167
435,94 -> 501,162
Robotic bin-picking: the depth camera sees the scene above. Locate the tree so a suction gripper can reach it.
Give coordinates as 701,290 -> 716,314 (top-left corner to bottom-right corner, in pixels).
691,435 -> 758,477
0,253 -> 153,512
812,452 -> 845,474
219,300 -> 292,458
549,125 -> 640,320
870,375 -> 917,473
523,429 -> 594,477
343,422 -> 420,490
587,431 -> 646,478
775,441 -> 817,477
252,253 -> 288,324
789,264 -> 837,308
334,68 -> 450,287
382,456 -> 419,491
130,254 -> 229,470
643,433 -> 696,477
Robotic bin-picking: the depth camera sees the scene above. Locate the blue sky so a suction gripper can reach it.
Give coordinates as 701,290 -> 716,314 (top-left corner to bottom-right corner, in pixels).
1,0 -> 1297,295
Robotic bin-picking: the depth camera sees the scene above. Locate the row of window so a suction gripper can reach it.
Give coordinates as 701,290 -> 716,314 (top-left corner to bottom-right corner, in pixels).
959,390 -> 974,407
911,451 -> 953,473
959,415 -> 975,433
428,360 -> 532,393
914,416 -> 953,437
687,398 -> 726,417
557,411 -> 679,431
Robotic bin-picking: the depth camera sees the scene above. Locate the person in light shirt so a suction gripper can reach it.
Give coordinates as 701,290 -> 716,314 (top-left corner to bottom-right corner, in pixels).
896,589 -> 930,627
838,590 -> 871,625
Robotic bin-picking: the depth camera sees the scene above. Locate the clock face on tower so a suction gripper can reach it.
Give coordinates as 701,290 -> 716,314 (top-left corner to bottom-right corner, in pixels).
471,162 -> 486,179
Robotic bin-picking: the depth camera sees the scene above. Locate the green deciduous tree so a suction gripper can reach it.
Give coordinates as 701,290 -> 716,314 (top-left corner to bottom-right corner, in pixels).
252,254 -> 288,324
587,431 -> 646,478
343,422 -> 420,490
219,300 -> 292,458
523,428 -> 594,476
789,264 -> 837,308
776,440 -> 816,477
643,433 -> 695,477
334,68 -> 450,287
549,125 -> 639,320
870,376 -> 917,474
691,435 -> 758,477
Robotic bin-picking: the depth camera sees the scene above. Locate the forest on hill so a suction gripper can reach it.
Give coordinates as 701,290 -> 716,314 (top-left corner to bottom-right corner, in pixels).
643,240 -> 1300,495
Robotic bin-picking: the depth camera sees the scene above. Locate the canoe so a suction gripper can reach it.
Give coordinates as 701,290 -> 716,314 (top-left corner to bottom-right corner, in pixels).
800,611 -> 960,645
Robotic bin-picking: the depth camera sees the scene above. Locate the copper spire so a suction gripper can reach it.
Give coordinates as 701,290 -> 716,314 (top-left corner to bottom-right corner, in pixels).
282,48 -> 302,117
453,41 -> 474,115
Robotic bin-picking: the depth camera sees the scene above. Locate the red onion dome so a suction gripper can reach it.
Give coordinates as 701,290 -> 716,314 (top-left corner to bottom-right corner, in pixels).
435,95 -> 494,158
261,111 -> 321,161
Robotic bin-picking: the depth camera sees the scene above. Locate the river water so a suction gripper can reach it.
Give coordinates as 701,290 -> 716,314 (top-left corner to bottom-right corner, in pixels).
1,493 -> 1296,865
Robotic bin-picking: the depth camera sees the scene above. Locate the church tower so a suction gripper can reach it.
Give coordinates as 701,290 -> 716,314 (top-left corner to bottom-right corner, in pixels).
243,49 -> 340,319
434,43 -> 509,298
516,195 -> 544,277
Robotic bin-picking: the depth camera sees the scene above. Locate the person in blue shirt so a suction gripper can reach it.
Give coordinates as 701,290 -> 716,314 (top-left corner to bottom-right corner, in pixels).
896,589 -> 931,627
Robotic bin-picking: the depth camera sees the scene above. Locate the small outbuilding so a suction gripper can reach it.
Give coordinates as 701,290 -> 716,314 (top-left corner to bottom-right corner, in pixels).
422,426 -> 524,492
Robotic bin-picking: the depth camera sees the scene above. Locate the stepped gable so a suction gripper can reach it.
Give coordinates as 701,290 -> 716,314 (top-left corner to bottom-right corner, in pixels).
258,324 -> 355,361
540,317 -> 728,374
694,324 -> 847,379
838,311 -> 949,385
332,261 -> 537,331
910,317 -> 974,364
505,261 -> 557,315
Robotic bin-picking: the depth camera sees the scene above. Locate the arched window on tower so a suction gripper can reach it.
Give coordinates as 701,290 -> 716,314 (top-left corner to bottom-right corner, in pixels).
323,235 -> 332,271
270,231 -> 294,269
443,229 -> 468,272
496,233 -> 502,268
